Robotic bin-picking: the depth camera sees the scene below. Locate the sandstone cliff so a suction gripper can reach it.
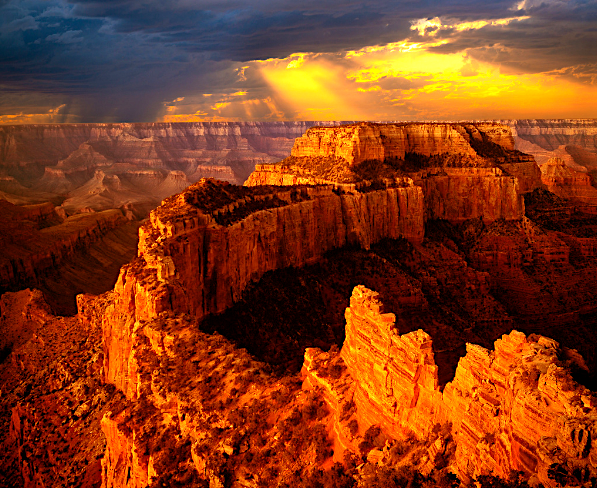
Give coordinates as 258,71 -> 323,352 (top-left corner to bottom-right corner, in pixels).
305,286 -> 597,487
93,178 -> 424,397
246,122 -> 535,223
540,157 -> 597,206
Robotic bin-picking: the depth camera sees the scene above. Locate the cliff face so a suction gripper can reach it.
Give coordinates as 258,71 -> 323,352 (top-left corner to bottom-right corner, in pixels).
539,157 -> 597,205
0,199 -> 140,315
506,120 -> 597,180
305,286 -> 597,487
340,286 -> 444,437
0,122 -> 348,213
290,123 -> 480,163
248,122 -> 532,223
94,178 -> 424,397
413,168 -> 523,222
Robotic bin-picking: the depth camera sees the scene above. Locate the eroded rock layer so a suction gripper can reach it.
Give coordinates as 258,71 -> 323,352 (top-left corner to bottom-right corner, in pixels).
0,121 -> 349,213
247,122 -> 535,223
0,199 -> 140,315
94,178 -> 424,397
305,286 -> 597,488
540,157 -> 597,206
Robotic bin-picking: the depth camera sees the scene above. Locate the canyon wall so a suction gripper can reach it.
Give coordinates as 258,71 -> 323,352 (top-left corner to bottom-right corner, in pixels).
413,168 -> 523,222
0,200 -> 130,293
305,286 -> 597,488
92,178 -> 424,398
290,123 -> 481,164
539,157 -> 597,205
2,119 -> 594,213
0,121 -> 349,213
506,119 -> 597,173
248,122 -> 530,223
74,122 -> 597,487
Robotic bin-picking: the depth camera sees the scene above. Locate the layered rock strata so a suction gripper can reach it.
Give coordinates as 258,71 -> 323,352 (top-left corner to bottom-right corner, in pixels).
247,122 -> 534,223
0,198 -> 144,316
0,121 -> 352,212
93,178 -> 424,397
304,286 -> 597,487
340,286 -> 444,437
540,157 -> 597,205
0,200 -> 132,294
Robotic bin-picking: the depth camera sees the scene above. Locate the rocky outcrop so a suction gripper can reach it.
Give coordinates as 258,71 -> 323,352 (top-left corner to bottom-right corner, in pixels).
0,289 -> 124,488
248,122 -> 532,223
445,331 -> 597,486
305,286 -> 597,487
290,123 -> 480,164
540,157 -> 597,205
93,178 -> 424,397
339,286 -> 444,437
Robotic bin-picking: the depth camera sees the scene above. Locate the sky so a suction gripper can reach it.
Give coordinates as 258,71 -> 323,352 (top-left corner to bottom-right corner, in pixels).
0,0 -> 596,123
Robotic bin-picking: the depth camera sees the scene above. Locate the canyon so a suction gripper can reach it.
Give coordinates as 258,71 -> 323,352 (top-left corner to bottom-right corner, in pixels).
0,122 -> 349,213
1,119 -> 596,214
3,120 -> 597,488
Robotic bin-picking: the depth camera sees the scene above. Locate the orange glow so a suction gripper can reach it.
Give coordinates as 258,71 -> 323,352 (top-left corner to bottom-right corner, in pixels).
253,41 -> 597,120
152,37 -> 597,122
259,57 -> 370,120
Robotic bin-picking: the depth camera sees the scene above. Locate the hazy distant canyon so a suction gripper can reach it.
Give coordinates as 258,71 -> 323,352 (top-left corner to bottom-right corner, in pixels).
1,120 -> 596,215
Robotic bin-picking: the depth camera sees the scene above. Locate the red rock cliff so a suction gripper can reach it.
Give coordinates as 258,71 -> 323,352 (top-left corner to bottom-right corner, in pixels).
305,286 -> 597,487
91,178 -> 424,398
247,122 -> 534,223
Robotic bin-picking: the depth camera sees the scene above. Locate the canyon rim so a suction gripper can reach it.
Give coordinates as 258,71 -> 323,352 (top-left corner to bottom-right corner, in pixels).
2,121 -> 597,488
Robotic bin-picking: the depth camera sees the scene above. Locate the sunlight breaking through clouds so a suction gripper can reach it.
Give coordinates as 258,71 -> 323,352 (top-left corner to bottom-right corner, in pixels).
4,0 -> 593,122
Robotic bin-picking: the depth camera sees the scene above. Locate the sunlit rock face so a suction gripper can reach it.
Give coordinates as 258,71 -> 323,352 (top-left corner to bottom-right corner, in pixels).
339,286 -> 445,438
248,122 -> 537,223
306,286 -> 597,488
290,123 -> 480,163
95,178 -> 424,397
539,157 -> 597,205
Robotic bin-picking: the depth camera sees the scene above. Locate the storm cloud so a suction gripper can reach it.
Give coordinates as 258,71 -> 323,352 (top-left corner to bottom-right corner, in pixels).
0,0 -> 595,121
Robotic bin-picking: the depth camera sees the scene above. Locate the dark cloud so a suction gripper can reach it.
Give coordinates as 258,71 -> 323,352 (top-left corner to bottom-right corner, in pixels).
0,0 -> 596,121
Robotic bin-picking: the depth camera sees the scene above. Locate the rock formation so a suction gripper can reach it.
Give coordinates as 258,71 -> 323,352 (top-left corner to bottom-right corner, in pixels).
506,120 -> 597,185
0,122 -> 352,214
539,157 -> 597,206
6,121 -> 597,488
0,199 -> 140,315
94,177 -> 423,397
247,122 -> 537,223
305,286 -> 597,487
